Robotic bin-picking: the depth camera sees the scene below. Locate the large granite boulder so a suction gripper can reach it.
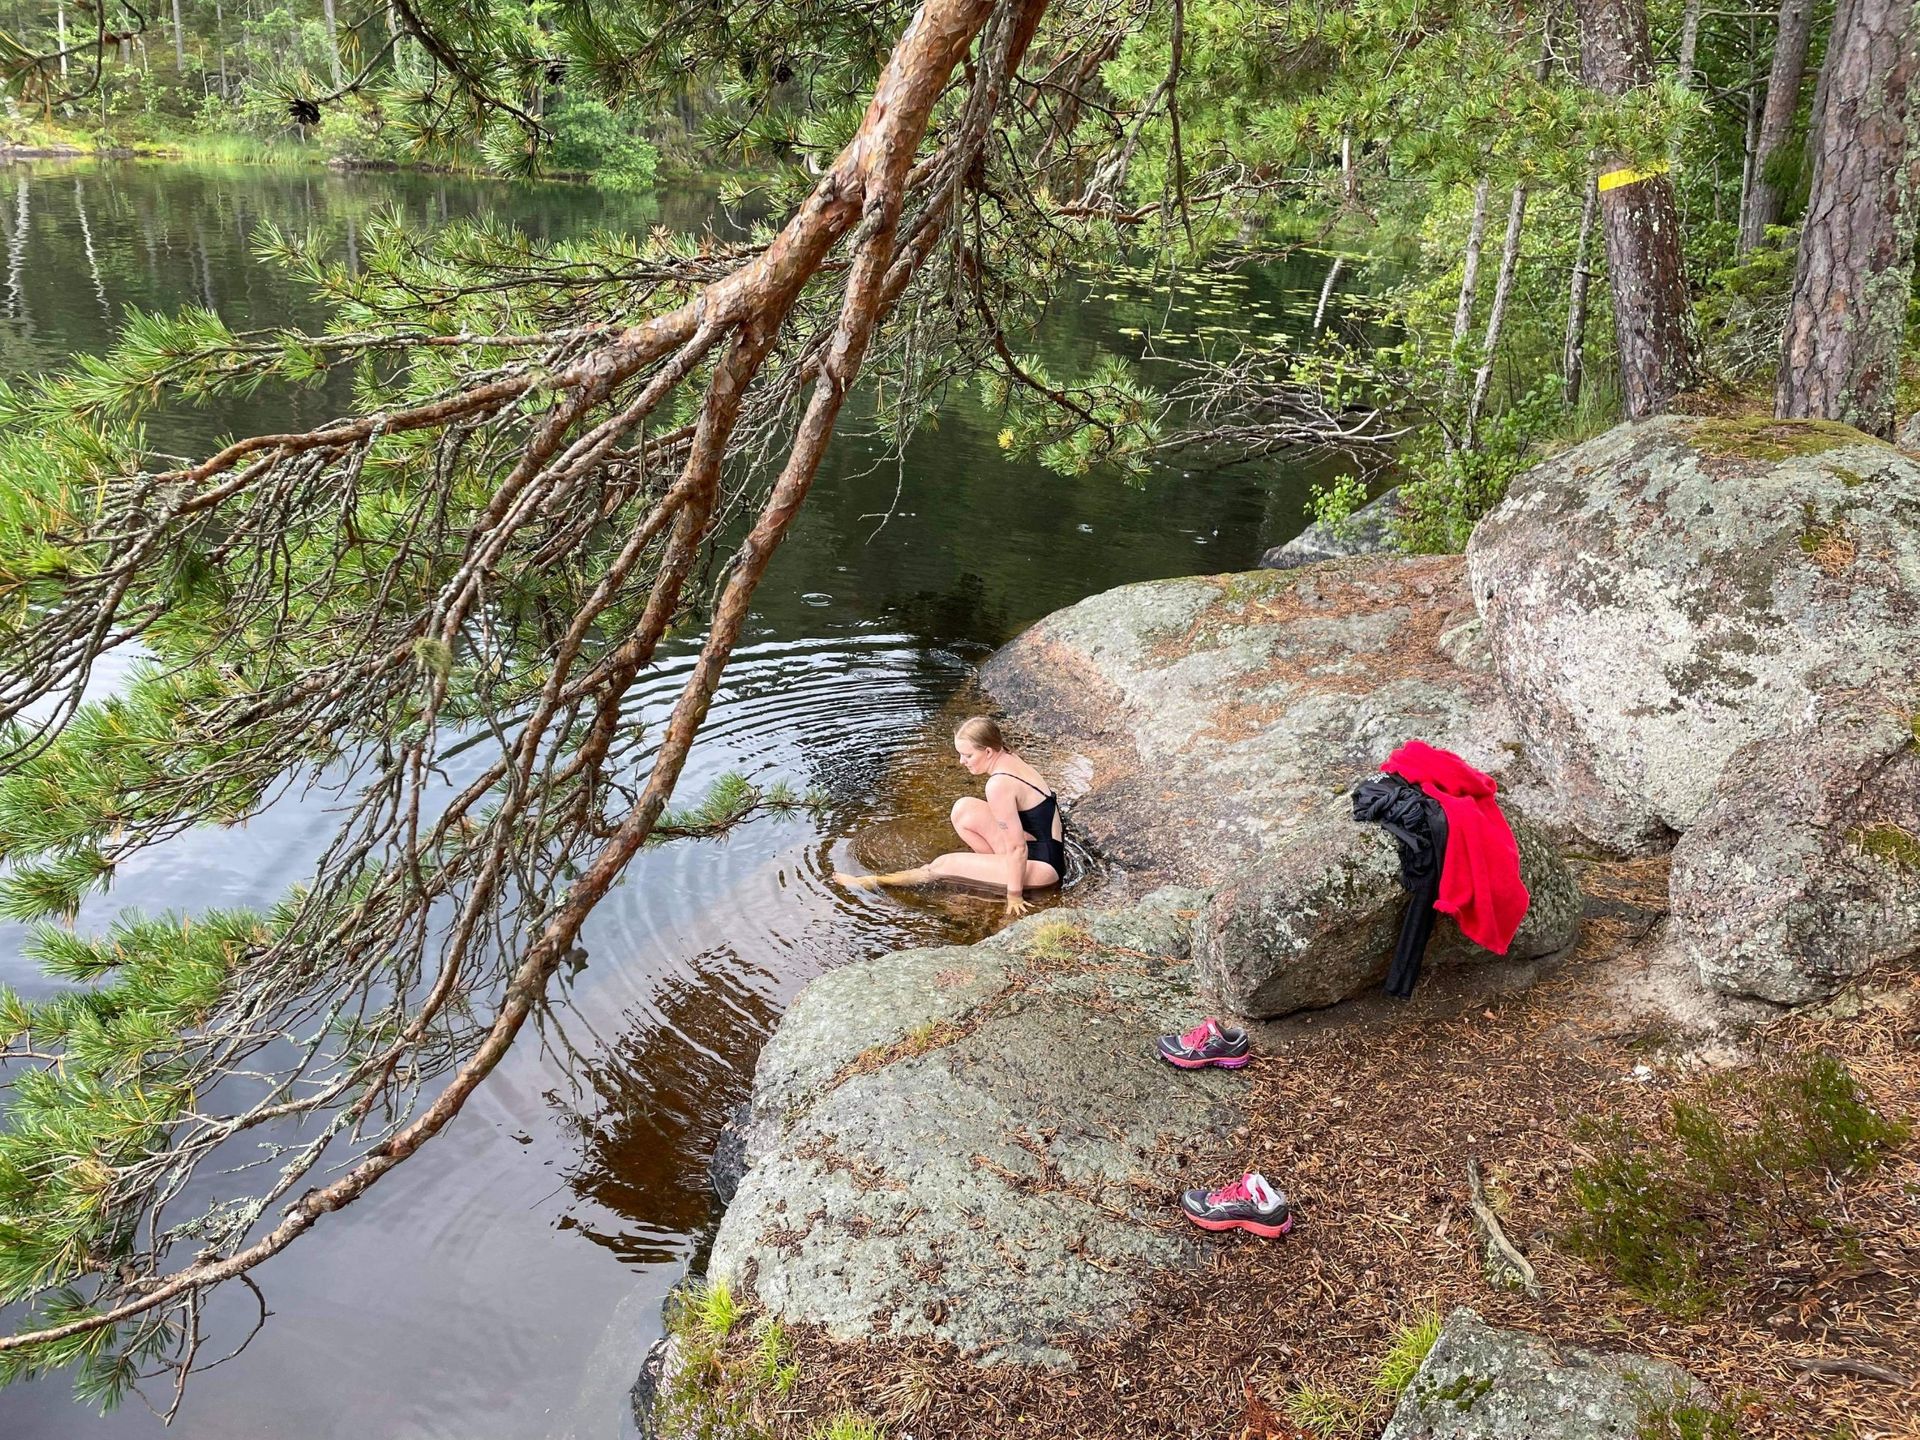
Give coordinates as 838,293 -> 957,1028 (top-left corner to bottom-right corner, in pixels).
1261,486 -> 1404,569
1193,800 -> 1580,1017
705,890 -> 1243,1368
1673,693 -> 1920,1003
982,556 -> 1562,883
1466,416 -> 1920,852
1381,1309 -> 1706,1440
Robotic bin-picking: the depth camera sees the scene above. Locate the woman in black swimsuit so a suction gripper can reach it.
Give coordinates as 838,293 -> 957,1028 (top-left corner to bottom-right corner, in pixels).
840,715 -> 1064,914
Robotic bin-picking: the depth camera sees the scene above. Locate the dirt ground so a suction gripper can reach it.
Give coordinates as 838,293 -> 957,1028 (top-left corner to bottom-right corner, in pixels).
714,857 -> 1920,1440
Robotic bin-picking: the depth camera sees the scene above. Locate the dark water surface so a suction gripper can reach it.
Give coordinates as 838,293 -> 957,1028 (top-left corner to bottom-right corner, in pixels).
0,160 -> 1343,1439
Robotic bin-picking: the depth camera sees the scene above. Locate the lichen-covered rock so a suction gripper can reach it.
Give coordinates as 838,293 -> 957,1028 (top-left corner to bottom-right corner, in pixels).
1261,487 -> 1404,569
705,888 -> 1237,1367
1466,415 -> 1920,852
1381,1309 -> 1705,1440
1192,802 -> 1579,1017
1673,693 -> 1920,1003
982,556 -> 1561,883
1898,411 -> 1920,453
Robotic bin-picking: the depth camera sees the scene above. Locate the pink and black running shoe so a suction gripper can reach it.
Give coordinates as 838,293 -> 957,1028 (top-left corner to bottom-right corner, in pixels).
1179,1172 -> 1293,1238
1156,1017 -> 1251,1069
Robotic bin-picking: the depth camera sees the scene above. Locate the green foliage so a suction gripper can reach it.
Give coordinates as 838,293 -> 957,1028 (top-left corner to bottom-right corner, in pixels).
1281,1384 -> 1363,1438
809,1414 -> 884,1440
546,93 -> 660,190
1565,1055 -> 1908,1316
1307,471 -> 1369,533
1697,237 -> 1800,383
688,1279 -> 740,1341
978,354 -> 1159,479
1373,1311 -> 1443,1397
1393,382 -> 1563,553
1636,1387 -> 1748,1440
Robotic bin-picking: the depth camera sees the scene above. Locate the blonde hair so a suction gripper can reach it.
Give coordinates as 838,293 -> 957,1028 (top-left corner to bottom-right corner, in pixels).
955,715 -> 1007,752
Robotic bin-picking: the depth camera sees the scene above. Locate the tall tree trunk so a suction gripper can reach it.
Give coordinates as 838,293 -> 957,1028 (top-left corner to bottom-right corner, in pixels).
1804,0 -> 1853,176
1564,175 -> 1600,407
322,0 -> 345,87
1467,184 -> 1529,444
1575,0 -> 1698,417
216,0 -> 229,94
1670,0 -> 1703,171
1442,177 -> 1492,452
1775,0 -> 1920,436
56,0 -> 69,79
172,0 -> 186,70
1738,0 -> 1815,251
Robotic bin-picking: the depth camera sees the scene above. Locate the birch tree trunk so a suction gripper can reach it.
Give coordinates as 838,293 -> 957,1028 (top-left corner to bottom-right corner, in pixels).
173,0 -> 187,70
1575,0 -> 1698,416
1738,0 -> 1816,251
1563,176 -> 1599,407
1466,184 -> 1528,444
1775,0 -> 1920,436
1442,177 -> 1492,452
322,0 -> 345,88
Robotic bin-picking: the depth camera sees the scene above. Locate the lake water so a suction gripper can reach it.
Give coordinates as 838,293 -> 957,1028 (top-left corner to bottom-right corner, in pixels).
0,159 -> 1346,1438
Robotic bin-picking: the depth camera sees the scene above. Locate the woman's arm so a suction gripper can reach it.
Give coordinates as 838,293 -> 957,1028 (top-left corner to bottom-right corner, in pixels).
984,777 -> 1032,916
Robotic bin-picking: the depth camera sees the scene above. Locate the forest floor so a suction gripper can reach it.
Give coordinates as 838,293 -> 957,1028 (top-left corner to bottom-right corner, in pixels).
696,855 -> 1920,1440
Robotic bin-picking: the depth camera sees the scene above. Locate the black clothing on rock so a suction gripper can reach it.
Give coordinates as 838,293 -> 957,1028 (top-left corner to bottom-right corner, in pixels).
1351,773 -> 1450,998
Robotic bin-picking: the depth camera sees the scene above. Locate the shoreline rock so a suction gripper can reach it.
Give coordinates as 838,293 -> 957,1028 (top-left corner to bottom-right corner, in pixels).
981,555 -> 1565,884
704,888 -> 1237,1367
1261,486 -> 1404,569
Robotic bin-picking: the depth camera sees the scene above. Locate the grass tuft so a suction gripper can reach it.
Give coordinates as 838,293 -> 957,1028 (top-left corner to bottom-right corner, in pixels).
1372,1310 -> 1443,1396
1280,1384 -> 1362,1438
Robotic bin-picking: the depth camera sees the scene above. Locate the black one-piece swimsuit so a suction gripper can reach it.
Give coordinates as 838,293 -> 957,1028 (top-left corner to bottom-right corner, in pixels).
990,771 -> 1065,877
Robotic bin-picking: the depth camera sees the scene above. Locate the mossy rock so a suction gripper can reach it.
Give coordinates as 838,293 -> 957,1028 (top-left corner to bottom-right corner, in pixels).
1380,1308 -> 1706,1440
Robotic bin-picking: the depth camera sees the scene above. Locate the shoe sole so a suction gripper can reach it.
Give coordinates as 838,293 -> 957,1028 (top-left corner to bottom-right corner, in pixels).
1184,1211 -> 1294,1238
1159,1051 -> 1250,1069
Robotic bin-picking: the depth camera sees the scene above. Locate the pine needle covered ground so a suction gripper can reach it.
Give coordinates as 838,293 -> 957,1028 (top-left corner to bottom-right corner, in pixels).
686,858 -> 1920,1440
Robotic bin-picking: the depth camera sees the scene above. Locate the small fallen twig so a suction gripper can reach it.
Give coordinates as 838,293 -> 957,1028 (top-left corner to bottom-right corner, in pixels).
1787,1356 -> 1912,1387
1466,1155 -> 1542,1299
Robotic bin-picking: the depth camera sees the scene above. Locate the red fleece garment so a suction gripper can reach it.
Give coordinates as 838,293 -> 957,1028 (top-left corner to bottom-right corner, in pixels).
1383,740 -> 1529,954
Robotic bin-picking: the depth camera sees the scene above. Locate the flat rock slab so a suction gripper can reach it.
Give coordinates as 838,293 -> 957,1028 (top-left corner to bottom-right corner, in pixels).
981,556 -> 1561,884
707,889 -> 1242,1367
1467,415 -> 1920,853
1382,1308 -> 1706,1440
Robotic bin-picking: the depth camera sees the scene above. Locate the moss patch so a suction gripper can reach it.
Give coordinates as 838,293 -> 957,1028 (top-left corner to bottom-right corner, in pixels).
1797,502 -> 1857,574
1851,822 -> 1920,869
1690,417 -> 1879,462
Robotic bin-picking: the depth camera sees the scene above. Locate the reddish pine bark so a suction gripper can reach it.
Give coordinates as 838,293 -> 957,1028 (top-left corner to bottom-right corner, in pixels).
1575,0 -> 1700,417
1775,0 -> 1920,437
1738,0 -> 1816,252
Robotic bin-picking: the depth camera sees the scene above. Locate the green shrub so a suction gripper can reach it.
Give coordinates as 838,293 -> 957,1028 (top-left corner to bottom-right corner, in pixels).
1566,1054 -> 1908,1316
1392,381 -> 1564,553
546,92 -> 659,190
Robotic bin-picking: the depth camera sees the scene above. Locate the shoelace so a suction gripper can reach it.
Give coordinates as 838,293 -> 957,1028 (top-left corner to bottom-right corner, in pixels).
1207,1175 -> 1253,1207
1178,1018 -> 1219,1050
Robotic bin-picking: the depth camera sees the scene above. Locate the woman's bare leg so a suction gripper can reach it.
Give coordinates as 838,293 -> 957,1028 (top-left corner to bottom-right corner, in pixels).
950,797 -> 997,854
